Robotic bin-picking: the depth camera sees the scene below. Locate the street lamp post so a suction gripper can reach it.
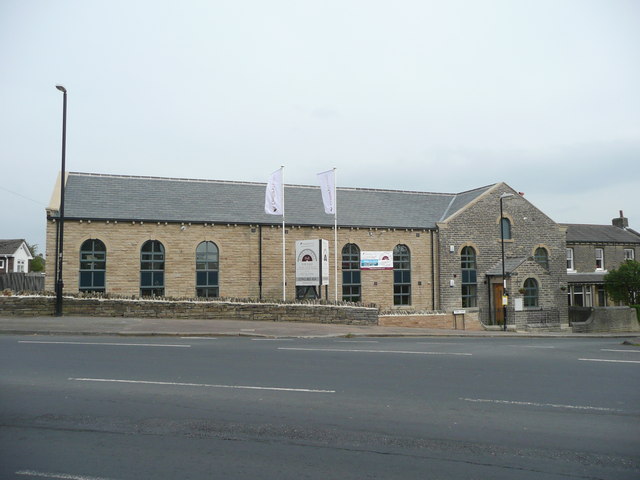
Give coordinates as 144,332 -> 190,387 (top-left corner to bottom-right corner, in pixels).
55,85 -> 67,316
499,192 -> 514,331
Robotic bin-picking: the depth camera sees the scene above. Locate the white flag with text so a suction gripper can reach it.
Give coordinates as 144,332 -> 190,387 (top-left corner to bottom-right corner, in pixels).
317,169 -> 336,215
264,168 -> 284,215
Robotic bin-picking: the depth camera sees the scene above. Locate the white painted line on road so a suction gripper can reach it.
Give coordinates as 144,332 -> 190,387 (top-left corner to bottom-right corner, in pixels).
505,345 -> 556,349
600,349 -> 640,353
460,398 -> 622,412
16,470 -> 117,480
251,338 -> 294,341
180,337 -> 217,339
335,340 -> 379,343
278,347 -> 472,356
69,377 -> 335,393
19,341 -> 190,348
579,358 -> 640,364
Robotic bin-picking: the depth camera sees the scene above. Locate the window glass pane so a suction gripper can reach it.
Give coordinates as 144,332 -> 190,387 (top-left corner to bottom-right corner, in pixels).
141,271 -> 152,287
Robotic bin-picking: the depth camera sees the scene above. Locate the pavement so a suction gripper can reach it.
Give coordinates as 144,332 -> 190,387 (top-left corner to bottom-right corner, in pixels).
0,315 -> 639,339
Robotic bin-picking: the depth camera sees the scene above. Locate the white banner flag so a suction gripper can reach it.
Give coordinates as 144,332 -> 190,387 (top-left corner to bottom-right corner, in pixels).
317,169 -> 336,215
265,168 -> 284,215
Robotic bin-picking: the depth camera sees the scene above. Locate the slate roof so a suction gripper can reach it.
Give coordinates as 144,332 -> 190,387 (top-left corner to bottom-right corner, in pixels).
54,172 -> 495,229
0,239 -> 27,256
567,272 -> 607,284
563,224 -> 640,244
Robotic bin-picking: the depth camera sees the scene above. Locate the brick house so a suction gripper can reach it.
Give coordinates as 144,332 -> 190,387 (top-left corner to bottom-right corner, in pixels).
45,172 -> 569,330
563,212 -> 640,307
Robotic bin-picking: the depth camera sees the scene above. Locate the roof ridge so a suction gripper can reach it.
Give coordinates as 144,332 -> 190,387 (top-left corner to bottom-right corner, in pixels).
69,171 -> 473,196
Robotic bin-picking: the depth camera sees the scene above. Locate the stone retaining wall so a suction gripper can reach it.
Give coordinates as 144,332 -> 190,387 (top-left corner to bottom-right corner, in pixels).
0,296 -> 379,326
570,307 -> 640,333
379,311 -> 484,330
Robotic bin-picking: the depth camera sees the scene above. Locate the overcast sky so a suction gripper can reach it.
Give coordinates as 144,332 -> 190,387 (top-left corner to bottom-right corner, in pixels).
2,0 -> 639,254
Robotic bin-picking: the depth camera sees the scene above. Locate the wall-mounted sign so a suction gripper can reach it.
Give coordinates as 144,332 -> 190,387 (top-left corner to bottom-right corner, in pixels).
295,239 -> 329,286
360,251 -> 393,270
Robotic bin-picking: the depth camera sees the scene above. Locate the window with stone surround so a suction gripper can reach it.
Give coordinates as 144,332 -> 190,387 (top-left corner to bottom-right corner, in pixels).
501,217 -> 512,240
79,239 -> 106,292
461,246 -> 477,307
140,240 -> 165,297
624,249 -> 635,261
393,244 -> 411,305
196,241 -> 219,298
523,278 -> 539,307
595,248 -> 604,271
534,247 -> 549,270
341,243 -> 361,303
566,248 -> 574,271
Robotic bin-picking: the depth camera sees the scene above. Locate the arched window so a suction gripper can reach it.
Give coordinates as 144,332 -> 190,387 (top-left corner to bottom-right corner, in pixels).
140,240 -> 165,297
534,247 -> 549,270
342,243 -> 361,302
524,278 -> 539,307
461,246 -> 477,307
196,241 -> 219,298
393,244 -> 411,305
501,217 -> 512,240
79,239 -> 106,292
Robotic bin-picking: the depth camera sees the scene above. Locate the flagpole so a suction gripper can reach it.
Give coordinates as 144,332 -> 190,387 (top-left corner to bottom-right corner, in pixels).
281,165 -> 286,302
333,167 -> 338,302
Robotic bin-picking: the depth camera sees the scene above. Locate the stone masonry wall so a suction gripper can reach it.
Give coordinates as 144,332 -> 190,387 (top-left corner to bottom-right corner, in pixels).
437,184 -> 568,327
46,219 -> 436,311
0,296 -> 379,325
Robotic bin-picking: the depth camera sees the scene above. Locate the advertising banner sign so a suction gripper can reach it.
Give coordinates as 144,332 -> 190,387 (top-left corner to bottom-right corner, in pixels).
296,239 -> 329,286
360,251 -> 393,270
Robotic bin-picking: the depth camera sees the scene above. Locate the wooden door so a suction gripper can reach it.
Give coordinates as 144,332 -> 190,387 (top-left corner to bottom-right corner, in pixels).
493,283 -> 504,325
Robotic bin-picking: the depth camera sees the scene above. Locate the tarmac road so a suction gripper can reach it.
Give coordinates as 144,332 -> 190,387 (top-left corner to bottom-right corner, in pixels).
1,333 -> 639,479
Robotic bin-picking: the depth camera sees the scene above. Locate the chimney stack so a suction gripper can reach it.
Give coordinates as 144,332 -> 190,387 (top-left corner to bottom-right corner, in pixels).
612,210 -> 629,229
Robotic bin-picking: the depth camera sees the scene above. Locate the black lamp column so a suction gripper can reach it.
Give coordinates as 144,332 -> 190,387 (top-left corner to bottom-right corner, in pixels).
55,85 -> 67,316
499,192 -> 514,331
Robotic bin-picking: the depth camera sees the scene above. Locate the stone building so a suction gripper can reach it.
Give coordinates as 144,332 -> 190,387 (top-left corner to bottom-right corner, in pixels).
563,212 -> 640,307
46,172 -> 569,329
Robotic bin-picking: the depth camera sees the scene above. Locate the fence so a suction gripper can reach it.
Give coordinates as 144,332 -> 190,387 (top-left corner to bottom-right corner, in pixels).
479,307 -> 561,329
0,273 -> 45,292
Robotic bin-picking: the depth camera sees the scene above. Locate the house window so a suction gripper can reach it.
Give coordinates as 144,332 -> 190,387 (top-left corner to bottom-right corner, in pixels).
342,243 -> 361,303
523,278 -> 539,307
196,241 -> 219,298
569,285 -> 593,307
17,260 -> 25,272
595,248 -> 604,270
534,247 -> 549,270
461,246 -> 477,308
79,239 -> 106,292
624,249 -> 635,261
596,285 -> 607,306
140,240 -> 165,297
393,244 -> 411,305
501,218 -> 512,240
571,285 -> 583,306
566,248 -> 574,271
0,259 -> 4,269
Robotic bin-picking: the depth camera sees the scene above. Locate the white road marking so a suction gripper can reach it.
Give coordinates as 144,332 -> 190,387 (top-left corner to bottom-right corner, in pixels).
335,340 -> 379,343
506,345 -> 556,349
600,349 -> 640,353
69,377 -> 335,393
278,347 -> 471,356
579,358 -> 640,364
19,341 -> 190,348
251,338 -> 294,341
180,337 -> 217,339
460,398 -> 621,412
16,470 -> 117,480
